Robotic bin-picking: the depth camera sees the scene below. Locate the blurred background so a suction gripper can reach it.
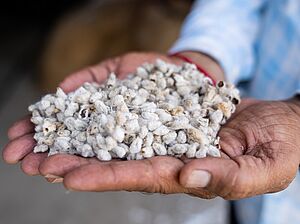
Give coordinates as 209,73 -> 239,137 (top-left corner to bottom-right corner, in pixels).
0,0 -> 229,223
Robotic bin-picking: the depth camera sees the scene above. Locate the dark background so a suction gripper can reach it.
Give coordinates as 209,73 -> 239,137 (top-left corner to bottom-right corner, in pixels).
0,0 -> 85,97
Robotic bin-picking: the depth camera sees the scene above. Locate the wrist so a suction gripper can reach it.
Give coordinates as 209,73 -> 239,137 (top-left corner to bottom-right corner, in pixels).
170,51 -> 225,82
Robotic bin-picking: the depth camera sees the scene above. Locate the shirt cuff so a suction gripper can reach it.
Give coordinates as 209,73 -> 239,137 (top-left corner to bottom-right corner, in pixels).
169,36 -> 241,85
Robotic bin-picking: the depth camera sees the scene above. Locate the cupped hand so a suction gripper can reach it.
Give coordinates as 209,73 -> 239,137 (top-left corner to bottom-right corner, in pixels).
2,52 -> 182,175
8,98 -> 300,201
23,98 -> 300,200
180,98 -> 300,199
4,52 -> 300,200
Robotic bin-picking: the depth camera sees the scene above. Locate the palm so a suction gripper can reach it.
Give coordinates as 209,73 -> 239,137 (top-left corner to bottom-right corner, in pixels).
3,52 -> 173,164
2,52 -> 187,192
205,99 -> 300,198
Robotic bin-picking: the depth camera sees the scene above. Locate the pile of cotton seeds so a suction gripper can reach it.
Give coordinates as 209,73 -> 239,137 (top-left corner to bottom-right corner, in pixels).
29,59 -> 240,161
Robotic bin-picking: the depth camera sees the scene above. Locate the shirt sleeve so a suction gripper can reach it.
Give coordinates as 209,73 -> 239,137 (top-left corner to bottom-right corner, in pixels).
169,0 -> 267,84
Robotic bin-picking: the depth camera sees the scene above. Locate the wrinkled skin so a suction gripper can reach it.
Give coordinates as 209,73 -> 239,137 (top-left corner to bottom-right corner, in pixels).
3,52 -> 300,200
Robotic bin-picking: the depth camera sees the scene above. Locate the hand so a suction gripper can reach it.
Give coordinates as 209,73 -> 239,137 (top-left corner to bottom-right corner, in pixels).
58,51 -> 224,92
8,51 -> 296,200
180,98 -> 300,199
12,98 -> 300,200
2,51 -> 222,178
5,98 -> 300,201
2,52 -> 183,177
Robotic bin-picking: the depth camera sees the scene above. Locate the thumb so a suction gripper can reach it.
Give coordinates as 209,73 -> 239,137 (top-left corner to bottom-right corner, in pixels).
179,156 -> 290,200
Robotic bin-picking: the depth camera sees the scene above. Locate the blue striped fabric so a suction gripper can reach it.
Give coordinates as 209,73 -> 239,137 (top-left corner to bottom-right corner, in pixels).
170,0 -> 300,223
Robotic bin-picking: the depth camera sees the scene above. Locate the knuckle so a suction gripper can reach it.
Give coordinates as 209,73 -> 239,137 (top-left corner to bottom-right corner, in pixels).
223,177 -> 251,199
213,165 -> 242,198
216,165 -> 253,199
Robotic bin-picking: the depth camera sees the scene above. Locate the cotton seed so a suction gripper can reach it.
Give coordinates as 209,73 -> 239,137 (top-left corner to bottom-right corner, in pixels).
29,60 -> 240,160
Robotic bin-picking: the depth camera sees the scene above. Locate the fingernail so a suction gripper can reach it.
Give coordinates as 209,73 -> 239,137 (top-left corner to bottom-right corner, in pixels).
45,174 -> 64,183
45,174 -> 62,179
185,170 -> 211,188
51,178 -> 64,183
46,177 -> 64,183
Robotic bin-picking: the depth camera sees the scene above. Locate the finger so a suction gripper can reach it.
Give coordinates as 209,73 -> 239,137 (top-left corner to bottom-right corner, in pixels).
179,154 -> 298,200
21,152 -> 48,176
218,126 -> 246,157
180,157 -> 253,199
59,61 -> 115,93
2,134 -> 36,164
63,161 -> 156,192
63,157 -> 185,193
7,116 -> 34,141
218,107 -> 257,157
39,154 -> 99,177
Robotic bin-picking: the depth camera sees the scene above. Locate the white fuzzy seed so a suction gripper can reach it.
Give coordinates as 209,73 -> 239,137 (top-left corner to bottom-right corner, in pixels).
152,142 -> 167,156
129,137 -> 143,153
29,60 -> 239,161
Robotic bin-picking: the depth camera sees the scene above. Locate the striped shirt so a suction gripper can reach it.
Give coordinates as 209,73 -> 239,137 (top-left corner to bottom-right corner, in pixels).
170,0 -> 300,223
